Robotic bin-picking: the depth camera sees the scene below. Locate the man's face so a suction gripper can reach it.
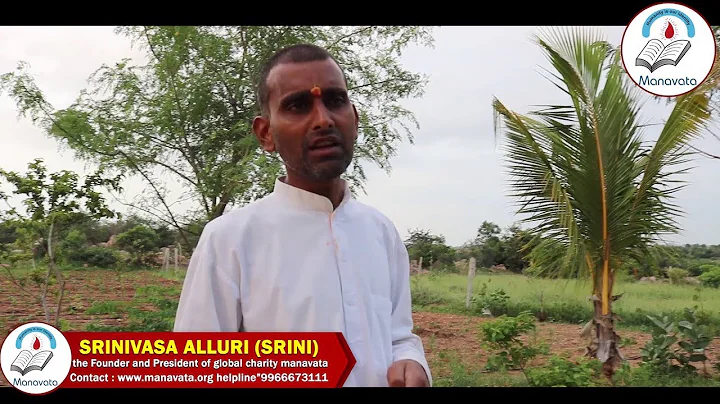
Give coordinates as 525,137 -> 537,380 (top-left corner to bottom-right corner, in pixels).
253,58 -> 359,183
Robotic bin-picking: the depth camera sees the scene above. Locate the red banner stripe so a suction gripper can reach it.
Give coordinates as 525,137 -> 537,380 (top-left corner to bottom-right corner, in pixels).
59,332 -> 355,388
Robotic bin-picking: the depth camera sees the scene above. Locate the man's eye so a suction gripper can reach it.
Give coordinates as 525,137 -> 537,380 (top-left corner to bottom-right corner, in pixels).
328,96 -> 347,106
286,102 -> 307,111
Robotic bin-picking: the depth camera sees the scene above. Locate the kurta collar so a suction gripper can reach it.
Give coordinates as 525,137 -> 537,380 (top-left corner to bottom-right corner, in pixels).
273,176 -> 352,213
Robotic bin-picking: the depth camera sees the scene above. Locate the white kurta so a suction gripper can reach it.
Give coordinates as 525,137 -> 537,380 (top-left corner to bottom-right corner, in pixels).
173,177 -> 432,387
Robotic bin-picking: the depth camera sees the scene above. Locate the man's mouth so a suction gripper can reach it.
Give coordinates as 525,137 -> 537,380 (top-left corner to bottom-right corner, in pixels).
310,139 -> 341,150
308,139 -> 343,157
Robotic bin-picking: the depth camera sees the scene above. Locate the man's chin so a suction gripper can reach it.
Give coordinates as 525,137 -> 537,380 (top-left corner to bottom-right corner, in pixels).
307,161 -> 350,181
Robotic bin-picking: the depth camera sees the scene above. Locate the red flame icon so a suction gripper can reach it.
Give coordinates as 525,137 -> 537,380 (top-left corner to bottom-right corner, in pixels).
664,23 -> 674,39
32,336 -> 41,350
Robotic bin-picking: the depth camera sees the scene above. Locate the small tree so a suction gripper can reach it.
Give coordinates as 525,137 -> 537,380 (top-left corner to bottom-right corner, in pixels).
115,225 -> 159,266
492,27 -> 715,379
404,228 -> 455,268
0,158 -> 121,328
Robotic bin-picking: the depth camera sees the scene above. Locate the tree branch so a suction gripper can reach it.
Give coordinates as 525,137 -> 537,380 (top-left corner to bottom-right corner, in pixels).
142,26 -> 212,216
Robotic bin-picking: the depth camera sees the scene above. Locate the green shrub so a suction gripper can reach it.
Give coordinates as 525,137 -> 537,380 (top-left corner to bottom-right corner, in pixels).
697,264 -> 719,273
666,267 -> 689,284
526,356 -> 601,387
75,247 -> 119,268
479,311 -> 544,376
640,309 -> 712,373
699,268 -> 720,288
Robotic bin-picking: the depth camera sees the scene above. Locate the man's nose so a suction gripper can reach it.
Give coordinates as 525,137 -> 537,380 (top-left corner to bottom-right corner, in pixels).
311,100 -> 334,130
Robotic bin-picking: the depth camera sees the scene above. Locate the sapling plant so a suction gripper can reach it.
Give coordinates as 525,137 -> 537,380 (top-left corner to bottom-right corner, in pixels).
0,159 -> 121,329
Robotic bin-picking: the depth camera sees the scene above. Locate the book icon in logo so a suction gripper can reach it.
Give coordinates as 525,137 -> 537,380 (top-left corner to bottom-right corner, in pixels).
10,349 -> 54,376
635,38 -> 691,73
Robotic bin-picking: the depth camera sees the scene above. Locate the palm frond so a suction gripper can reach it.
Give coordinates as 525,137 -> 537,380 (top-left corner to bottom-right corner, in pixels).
492,96 -> 590,281
492,27 -> 714,309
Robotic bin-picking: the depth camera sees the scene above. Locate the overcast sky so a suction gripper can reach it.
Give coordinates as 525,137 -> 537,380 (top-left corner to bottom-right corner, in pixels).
1,26 -> 718,247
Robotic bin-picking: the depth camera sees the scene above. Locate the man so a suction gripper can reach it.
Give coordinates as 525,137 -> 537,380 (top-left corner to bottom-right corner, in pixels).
173,43 -> 431,388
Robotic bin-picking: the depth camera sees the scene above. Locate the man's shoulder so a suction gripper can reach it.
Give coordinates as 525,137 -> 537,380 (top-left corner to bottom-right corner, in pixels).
202,193 -> 276,235
346,199 -> 400,237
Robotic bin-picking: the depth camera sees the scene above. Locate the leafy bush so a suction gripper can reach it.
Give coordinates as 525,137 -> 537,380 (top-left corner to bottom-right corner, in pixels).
479,311 -> 545,377
60,230 -> 118,268
77,247 -> 120,268
640,308 -> 712,374
116,225 -> 159,265
62,229 -> 87,251
526,356 -> 601,387
666,267 -> 689,284
61,229 -> 88,263
698,268 -> 720,288
697,264 -> 720,275
472,283 -> 510,316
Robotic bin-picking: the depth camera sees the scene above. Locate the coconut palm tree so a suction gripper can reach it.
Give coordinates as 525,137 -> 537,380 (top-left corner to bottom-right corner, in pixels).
491,27 -> 715,379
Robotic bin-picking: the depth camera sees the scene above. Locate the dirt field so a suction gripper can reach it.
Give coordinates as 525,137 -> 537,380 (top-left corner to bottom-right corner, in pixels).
414,311 -> 719,382
1,269 -> 719,387
0,269 -> 180,332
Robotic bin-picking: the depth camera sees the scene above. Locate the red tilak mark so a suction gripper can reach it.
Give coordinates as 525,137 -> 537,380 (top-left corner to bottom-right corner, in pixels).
310,86 -> 322,97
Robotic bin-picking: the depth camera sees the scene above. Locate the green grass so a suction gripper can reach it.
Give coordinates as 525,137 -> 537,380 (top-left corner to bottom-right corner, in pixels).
430,349 -> 720,387
411,272 -> 720,334
86,300 -> 130,315
431,351 -> 527,387
85,282 -> 181,332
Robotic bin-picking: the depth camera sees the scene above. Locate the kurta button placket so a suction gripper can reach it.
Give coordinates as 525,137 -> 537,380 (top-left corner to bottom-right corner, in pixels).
330,211 -> 362,344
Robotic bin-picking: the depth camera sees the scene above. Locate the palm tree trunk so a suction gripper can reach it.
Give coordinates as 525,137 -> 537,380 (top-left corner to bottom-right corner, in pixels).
586,296 -> 624,379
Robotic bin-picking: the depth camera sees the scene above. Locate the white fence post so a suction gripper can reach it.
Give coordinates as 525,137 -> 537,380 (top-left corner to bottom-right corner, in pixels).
465,257 -> 476,309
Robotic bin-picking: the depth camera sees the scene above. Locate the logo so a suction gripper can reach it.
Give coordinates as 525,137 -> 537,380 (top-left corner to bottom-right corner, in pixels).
620,2 -> 717,97
1,322 -> 72,395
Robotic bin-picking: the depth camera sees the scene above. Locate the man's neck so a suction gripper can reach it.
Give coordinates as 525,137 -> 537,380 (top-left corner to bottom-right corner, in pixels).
283,174 -> 345,210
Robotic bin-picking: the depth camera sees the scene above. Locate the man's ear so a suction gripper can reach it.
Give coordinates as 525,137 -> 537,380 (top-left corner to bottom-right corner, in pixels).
252,115 -> 275,152
352,104 -> 360,140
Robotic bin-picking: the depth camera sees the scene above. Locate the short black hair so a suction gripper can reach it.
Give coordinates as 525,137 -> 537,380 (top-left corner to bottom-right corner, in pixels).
255,43 -> 346,115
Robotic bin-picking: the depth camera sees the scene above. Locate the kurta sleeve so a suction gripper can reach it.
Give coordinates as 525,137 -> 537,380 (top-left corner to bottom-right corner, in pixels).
173,223 -> 243,332
388,227 -> 433,386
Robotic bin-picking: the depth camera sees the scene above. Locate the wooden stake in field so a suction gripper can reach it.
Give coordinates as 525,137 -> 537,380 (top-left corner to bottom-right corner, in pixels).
163,247 -> 169,271
465,257 -> 476,309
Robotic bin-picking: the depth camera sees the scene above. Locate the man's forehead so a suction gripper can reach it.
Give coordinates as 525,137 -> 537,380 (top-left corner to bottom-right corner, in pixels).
266,59 -> 347,100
